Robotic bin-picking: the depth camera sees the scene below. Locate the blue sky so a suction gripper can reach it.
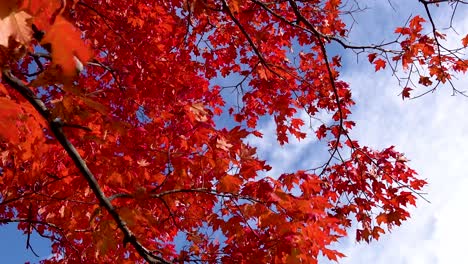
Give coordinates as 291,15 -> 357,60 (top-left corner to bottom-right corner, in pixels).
2,1 -> 468,263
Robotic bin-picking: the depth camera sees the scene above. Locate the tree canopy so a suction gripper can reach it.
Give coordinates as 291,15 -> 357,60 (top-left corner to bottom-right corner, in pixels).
0,0 -> 466,263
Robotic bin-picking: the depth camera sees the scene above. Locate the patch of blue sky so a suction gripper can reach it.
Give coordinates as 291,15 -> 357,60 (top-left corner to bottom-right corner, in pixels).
0,223 -> 51,263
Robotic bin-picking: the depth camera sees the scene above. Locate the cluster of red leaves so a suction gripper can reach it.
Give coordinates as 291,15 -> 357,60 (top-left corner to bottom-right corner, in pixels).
0,0 -> 465,263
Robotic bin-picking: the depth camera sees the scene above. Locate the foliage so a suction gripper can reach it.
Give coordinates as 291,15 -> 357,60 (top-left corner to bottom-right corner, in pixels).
0,0 -> 466,263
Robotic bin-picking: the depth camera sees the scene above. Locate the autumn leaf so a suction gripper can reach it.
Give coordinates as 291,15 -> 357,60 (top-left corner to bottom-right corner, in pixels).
372,226 -> 385,240
41,16 -> 93,76
409,15 -> 425,32
108,172 -> 124,186
217,175 -> 243,193
316,124 -> 327,140
0,97 -> 21,142
376,213 -> 387,225
216,136 -> 233,151
80,96 -> 109,115
368,53 -> 377,63
462,34 -> 468,47
257,65 -> 270,80
0,83 -> 9,95
322,248 -> 346,261
189,102 -> 209,122
230,0 -> 241,13
19,0 -> 62,29
94,220 -> 118,257
0,11 -> 32,47
137,159 -> 150,167
0,0 -> 18,19
374,58 -> 386,71
401,87 -> 413,99
418,76 -> 432,86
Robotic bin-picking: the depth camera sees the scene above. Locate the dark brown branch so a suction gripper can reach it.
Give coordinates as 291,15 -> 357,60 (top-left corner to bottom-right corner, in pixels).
25,204 -> 39,257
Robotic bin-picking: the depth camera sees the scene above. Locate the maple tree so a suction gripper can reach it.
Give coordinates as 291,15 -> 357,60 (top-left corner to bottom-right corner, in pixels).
0,0 -> 467,263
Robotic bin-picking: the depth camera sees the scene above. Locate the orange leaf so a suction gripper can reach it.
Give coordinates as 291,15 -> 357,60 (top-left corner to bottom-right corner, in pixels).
80,97 -> 109,115
401,87 -> 412,99
409,15 -> 425,32
462,34 -> 468,47
0,83 -> 9,95
189,102 -> 209,122
217,175 -> 243,193
418,76 -> 432,86
0,0 -> 18,19
216,137 -> 233,151
0,97 -> 21,142
230,0 -> 240,13
368,53 -> 377,63
372,226 -> 385,240
374,59 -> 386,71
376,213 -> 387,225
109,172 -> 124,186
94,220 -> 118,257
42,16 -> 93,76
0,10 -> 32,47
20,0 -> 61,29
